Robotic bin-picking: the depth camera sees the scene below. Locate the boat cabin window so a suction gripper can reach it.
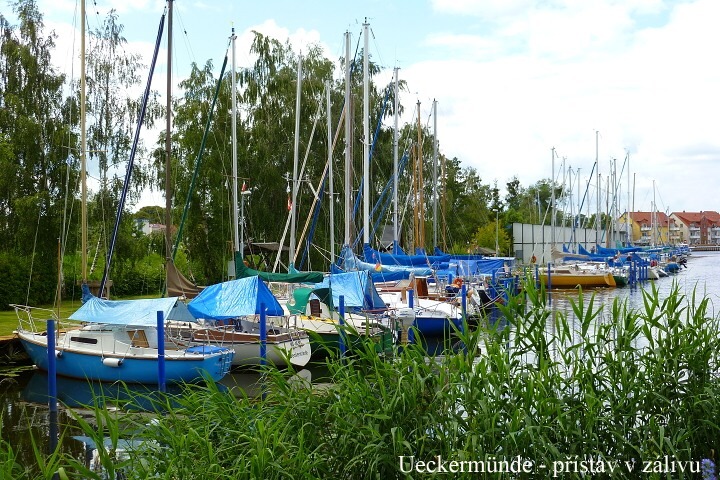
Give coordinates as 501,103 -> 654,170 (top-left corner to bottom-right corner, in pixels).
127,329 -> 150,348
70,336 -> 98,345
309,299 -> 322,317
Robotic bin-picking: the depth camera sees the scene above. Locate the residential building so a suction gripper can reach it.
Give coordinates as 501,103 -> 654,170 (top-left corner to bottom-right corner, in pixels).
671,211 -> 720,246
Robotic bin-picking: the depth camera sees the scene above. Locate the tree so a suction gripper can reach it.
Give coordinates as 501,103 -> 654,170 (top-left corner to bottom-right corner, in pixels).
0,0 -> 72,304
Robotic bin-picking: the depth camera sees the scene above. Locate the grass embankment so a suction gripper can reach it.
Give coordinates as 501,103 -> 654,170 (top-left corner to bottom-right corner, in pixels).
3,280 -> 720,479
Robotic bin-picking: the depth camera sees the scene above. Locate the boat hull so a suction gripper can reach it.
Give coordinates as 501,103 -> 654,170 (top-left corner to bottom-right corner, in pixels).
18,331 -> 233,384
412,316 -> 463,337
540,272 -> 616,288
191,328 -> 313,367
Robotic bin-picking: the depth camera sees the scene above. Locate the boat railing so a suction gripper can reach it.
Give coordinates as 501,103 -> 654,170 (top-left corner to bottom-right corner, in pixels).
11,304 -> 60,334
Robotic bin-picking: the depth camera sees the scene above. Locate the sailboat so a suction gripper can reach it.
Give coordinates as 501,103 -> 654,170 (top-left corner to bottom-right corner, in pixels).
15,294 -> 233,383
15,1 -> 234,384
162,28 -> 313,368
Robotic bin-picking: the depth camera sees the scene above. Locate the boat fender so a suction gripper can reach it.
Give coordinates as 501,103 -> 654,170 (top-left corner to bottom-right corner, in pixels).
55,350 -> 63,358
102,357 -> 123,367
394,307 -> 415,328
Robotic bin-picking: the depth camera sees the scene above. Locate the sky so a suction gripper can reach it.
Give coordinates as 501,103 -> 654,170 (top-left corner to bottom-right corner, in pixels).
14,0 -> 720,215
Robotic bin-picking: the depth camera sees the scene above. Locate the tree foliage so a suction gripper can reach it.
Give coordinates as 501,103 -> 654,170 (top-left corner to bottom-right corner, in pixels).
0,2 -> 562,306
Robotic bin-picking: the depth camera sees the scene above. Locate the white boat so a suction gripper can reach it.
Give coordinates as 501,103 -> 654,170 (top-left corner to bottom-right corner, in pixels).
14,296 -> 234,384
183,276 -> 312,367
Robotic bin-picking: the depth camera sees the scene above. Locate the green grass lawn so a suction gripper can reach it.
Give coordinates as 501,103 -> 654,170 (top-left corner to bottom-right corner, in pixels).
0,294 -> 159,337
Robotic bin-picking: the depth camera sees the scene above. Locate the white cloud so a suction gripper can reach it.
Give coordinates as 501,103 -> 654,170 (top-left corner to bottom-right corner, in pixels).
403,0 -> 720,211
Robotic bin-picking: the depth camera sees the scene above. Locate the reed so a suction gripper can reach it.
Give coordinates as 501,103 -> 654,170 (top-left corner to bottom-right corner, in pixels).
3,280 -> 720,478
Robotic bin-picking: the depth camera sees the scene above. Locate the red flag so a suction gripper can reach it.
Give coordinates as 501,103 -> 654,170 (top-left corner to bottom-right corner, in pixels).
287,197 -> 292,211
241,182 -> 247,192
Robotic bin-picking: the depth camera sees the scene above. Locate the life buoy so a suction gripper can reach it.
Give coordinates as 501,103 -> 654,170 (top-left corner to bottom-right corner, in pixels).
650,260 -> 658,267
530,255 -> 537,264
453,277 -> 463,287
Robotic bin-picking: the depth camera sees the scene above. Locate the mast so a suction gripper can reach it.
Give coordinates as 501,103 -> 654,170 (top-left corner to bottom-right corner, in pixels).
595,130 -> 600,248
432,99 -> 438,250
627,152 -> 631,245
164,0 -> 173,263
327,80 -> 335,261
343,31 -> 351,247
392,67 -> 399,251
652,179 -> 657,246
80,0 -> 87,283
551,147 -> 555,248
231,27 -> 239,254
362,19 -> 370,246
290,54 -> 302,268
413,101 -> 423,251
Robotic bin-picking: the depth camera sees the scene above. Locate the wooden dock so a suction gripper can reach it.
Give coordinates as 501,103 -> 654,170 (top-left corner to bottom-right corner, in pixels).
690,245 -> 720,252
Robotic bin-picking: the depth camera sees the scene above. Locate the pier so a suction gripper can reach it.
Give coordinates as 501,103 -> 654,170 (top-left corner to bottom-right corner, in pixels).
690,245 -> 720,252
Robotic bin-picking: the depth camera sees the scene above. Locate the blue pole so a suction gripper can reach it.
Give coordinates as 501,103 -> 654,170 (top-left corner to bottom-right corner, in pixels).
338,295 -> 346,358
260,303 -> 267,366
535,263 -> 539,289
408,289 -> 415,344
460,284 -> 467,354
47,319 -> 58,456
157,311 -> 166,393
460,283 -> 467,332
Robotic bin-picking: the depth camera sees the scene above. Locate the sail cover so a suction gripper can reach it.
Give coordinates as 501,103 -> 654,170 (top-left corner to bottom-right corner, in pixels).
188,276 -> 284,319
70,296 -> 181,327
312,271 -> 386,312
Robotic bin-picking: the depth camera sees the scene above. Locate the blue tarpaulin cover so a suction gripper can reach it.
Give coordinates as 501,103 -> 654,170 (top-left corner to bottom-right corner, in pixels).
188,276 -> 284,319
69,296 -> 181,327
313,271 -> 386,311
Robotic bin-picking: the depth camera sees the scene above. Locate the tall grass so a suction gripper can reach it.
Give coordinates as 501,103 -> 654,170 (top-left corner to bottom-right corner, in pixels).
2,279 -> 720,478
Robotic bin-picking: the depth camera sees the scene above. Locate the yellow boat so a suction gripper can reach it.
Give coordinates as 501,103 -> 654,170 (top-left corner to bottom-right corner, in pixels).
539,265 -> 617,289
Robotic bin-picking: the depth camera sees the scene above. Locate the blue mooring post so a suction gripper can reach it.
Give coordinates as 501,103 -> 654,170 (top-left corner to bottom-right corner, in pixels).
47,319 -> 58,457
260,303 -> 267,366
460,283 -> 467,332
157,311 -> 166,393
408,289 -> 415,345
338,295 -> 346,359
460,284 -> 468,354
535,263 -> 540,289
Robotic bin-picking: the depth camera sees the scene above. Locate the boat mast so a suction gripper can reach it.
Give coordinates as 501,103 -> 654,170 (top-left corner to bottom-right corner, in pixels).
362,19 -> 370,246
595,130 -> 600,248
414,101 -> 424,251
327,80 -> 335,261
652,179 -> 656,246
231,27 -> 239,255
164,0 -> 173,264
80,0 -> 87,284
432,99 -> 438,251
289,53 -> 302,269
626,151 -> 631,245
344,31 -> 351,247
551,147 -> 555,249
392,67 -> 399,252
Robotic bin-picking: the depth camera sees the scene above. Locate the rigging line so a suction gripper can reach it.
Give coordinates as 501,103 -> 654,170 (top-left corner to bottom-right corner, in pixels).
369,26 -> 386,70
24,200 -> 43,306
99,10 -> 165,295
296,95 -> 348,265
174,7 -> 197,65
172,48 -> 229,259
